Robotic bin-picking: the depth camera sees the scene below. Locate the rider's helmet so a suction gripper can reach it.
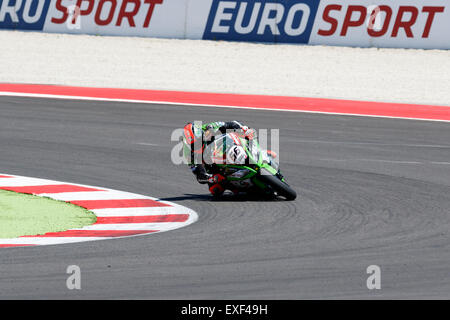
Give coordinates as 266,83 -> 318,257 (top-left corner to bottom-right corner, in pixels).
183,122 -> 204,153
226,145 -> 247,164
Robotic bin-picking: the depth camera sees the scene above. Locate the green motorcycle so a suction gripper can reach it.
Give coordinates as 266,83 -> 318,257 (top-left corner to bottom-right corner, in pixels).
203,132 -> 297,201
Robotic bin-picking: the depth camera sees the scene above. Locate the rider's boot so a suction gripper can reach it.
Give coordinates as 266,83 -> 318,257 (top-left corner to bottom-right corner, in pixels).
192,164 -> 212,184
209,183 -> 225,197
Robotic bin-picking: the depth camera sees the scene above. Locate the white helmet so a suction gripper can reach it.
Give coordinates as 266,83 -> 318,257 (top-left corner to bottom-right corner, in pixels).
226,146 -> 247,164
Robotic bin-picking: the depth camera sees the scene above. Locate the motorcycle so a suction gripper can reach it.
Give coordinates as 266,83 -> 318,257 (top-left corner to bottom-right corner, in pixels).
203,132 -> 297,200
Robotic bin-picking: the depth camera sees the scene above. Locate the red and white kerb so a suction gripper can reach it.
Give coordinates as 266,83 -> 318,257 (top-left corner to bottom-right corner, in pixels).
0,174 -> 198,248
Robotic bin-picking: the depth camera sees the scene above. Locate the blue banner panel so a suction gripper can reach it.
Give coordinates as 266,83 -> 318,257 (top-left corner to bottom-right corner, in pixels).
0,0 -> 50,30
203,0 -> 320,43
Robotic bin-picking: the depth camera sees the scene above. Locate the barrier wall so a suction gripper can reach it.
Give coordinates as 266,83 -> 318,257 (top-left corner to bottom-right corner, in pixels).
1,0 -> 449,49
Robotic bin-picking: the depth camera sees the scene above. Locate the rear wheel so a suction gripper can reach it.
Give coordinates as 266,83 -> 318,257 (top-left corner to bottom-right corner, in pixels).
257,169 -> 297,200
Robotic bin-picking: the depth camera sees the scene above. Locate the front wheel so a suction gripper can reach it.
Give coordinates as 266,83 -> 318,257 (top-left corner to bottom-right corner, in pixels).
257,168 -> 297,200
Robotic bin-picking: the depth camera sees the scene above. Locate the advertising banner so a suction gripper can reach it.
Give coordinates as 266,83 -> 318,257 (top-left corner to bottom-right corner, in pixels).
1,0 -> 449,49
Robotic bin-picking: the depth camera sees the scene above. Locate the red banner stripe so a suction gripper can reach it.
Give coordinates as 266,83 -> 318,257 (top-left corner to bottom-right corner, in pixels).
69,199 -> 171,209
21,230 -> 157,238
0,175 -> 13,178
95,214 -> 190,224
0,184 -> 104,194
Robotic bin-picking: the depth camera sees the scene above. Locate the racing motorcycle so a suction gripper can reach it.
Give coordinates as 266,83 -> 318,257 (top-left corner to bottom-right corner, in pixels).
203,132 -> 297,200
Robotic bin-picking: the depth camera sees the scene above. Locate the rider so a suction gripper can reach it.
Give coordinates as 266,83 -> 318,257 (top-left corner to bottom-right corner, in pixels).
183,121 -> 255,196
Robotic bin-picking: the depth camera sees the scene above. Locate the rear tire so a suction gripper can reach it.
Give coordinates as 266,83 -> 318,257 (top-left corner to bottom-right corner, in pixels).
258,169 -> 297,200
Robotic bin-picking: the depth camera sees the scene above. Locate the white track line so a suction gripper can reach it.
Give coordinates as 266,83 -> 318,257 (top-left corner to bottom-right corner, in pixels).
0,177 -> 65,187
1,91 -> 450,123
40,191 -> 148,201
91,207 -> 183,217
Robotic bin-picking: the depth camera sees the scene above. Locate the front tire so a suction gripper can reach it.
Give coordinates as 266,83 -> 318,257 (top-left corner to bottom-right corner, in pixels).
258,169 -> 297,200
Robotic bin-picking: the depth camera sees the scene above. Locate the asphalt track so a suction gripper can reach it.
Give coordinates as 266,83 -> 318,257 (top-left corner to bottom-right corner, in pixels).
0,96 -> 449,299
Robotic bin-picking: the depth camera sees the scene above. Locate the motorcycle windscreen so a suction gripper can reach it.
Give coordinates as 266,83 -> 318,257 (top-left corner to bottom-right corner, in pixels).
203,133 -> 251,165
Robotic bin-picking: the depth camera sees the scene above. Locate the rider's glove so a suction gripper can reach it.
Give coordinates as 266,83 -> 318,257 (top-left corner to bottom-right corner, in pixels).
240,126 -> 256,140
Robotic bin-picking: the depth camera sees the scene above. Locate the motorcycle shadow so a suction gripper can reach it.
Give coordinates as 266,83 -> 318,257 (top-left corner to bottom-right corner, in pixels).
159,192 -> 283,202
